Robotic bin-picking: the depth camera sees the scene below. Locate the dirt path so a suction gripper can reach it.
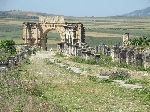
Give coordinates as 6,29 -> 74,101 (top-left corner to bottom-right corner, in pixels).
21,51 -> 150,112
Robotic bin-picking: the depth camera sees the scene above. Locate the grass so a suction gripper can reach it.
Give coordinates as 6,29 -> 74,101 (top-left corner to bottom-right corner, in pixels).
86,36 -> 122,47
86,28 -> 150,38
0,58 -> 65,112
109,72 -> 129,80
55,52 -> 66,58
70,55 -> 150,72
0,23 -> 23,44
71,56 -> 97,65
125,78 -> 149,85
88,75 -> 113,83
1,52 -> 150,111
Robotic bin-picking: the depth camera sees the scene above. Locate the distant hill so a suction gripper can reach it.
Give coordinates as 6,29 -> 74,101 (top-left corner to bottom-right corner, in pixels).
0,10 -> 60,19
122,7 -> 150,17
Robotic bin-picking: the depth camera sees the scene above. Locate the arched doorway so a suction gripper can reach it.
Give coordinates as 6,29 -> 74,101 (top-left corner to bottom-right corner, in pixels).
40,25 -> 65,50
22,16 -> 85,55
43,30 -> 61,50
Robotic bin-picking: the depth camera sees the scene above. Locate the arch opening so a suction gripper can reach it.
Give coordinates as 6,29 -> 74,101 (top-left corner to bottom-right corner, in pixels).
43,29 -> 61,50
22,16 -> 85,55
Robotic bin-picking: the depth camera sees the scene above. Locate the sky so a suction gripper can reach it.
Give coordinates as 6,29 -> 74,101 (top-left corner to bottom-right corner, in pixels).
0,0 -> 150,17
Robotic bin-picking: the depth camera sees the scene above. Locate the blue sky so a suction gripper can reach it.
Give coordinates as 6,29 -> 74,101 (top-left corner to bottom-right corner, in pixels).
0,0 -> 150,16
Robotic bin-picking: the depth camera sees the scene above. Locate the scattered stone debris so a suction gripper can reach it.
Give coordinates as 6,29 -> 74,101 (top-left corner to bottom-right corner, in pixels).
67,66 -> 82,74
29,51 -> 146,90
0,66 -> 8,72
97,75 -> 110,79
113,80 -> 143,89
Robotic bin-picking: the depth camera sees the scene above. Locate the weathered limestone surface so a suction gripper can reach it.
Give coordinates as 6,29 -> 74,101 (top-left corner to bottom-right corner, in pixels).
143,48 -> 150,68
97,44 -> 150,69
122,33 -> 129,47
23,16 -> 85,53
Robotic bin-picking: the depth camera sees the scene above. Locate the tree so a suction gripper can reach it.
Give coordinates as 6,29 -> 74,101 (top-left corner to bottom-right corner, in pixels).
0,40 -> 16,55
129,36 -> 150,47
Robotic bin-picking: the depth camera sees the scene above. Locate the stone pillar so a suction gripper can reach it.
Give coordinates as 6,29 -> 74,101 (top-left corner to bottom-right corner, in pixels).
57,43 -> 64,52
36,28 -> 39,44
95,54 -> 100,63
143,49 -> 150,69
73,46 -> 76,56
64,43 -> 68,55
111,48 -> 115,62
41,38 -> 47,51
111,46 -> 121,62
57,44 -> 60,52
25,27 -> 27,44
77,49 -> 82,56
95,46 -> 99,54
135,53 -> 143,66
126,49 -> 134,65
107,47 -> 111,56
101,45 -> 105,55
119,49 -> 127,63
122,33 -> 129,47
144,54 -> 150,69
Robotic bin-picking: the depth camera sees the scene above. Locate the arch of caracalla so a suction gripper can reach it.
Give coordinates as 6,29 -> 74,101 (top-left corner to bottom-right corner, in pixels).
22,16 -> 85,55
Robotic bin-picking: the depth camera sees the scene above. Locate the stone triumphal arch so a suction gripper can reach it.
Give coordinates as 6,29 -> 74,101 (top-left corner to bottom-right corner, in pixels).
22,16 -> 85,55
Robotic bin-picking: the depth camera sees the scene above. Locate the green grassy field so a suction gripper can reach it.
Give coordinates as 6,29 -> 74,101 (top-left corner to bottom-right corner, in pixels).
0,52 -> 150,112
1,17 -> 150,47
1,51 -> 150,111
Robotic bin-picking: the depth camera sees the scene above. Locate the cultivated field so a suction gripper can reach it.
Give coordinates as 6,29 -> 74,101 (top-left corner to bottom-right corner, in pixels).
1,16 -> 150,47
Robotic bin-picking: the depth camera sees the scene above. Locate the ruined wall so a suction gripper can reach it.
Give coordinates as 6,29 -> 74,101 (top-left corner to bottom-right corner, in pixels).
39,16 -> 65,23
0,45 -> 34,72
23,16 -> 85,51
97,44 -> 150,69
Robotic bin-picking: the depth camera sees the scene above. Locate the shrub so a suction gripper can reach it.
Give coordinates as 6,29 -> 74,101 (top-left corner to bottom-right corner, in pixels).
88,75 -> 113,83
0,40 -> 16,55
55,52 -> 65,57
129,36 -> 150,47
109,70 -> 130,80
71,56 -> 97,65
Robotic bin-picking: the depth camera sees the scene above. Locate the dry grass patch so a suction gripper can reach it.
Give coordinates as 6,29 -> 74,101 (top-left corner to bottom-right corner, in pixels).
86,32 -> 121,38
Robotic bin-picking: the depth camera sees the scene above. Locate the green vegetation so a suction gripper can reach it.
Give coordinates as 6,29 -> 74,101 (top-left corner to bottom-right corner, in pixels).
0,10 -> 38,19
86,28 -> 150,38
46,31 -> 61,49
71,56 -> 97,65
88,75 -> 113,83
70,54 -> 149,72
55,52 -> 66,58
109,71 -> 129,80
129,36 -> 150,47
86,36 -> 122,47
125,78 -> 149,85
1,52 -> 150,111
0,22 -> 23,44
0,59 -> 64,112
0,40 -> 16,61
0,40 -> 16,54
